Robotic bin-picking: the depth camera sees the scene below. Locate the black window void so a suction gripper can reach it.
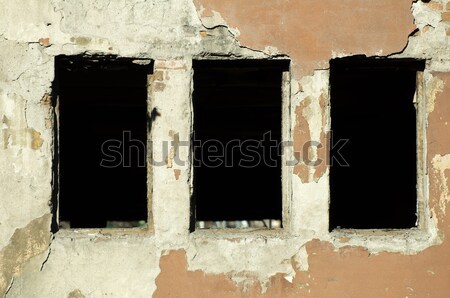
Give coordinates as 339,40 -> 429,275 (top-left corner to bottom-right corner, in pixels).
192,60 -> 289,229
54,56 -> 152,229
329,57 -> 425,230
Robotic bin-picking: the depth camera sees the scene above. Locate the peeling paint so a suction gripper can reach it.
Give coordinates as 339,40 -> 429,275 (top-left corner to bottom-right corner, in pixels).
67,289 -> 85,298
70,36 -> 91,46
149,71 -> 165,95
154,82 -> 166,92
313,93 -> 328,182
30,129 -> 43,149
0,214 -> 51,297
431,154 -> 450,218
154,250 -> 238,298
293,97 -> 312,183
426,76 -> 444,114
194,0 -> 415,75
427,72 -> 450,229
166,130 -> 180,168
174,169 -> 181,180
155,234 -> 450,298
2,128 -> 44,150
38,38 -> 51,47
1,0 -> 450,297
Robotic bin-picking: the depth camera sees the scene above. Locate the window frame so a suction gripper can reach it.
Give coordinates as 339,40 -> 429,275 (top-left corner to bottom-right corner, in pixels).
52,55 -> 154,235
328,62 -> 432,239
189,58 -> 293,233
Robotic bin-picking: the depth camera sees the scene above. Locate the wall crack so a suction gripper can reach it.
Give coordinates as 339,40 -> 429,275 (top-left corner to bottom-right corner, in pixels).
3,277 -> 13,298
39,235 -> 54,272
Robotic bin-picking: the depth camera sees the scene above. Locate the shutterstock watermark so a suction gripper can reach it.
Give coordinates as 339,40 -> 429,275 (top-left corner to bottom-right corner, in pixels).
100,131 -> 350,168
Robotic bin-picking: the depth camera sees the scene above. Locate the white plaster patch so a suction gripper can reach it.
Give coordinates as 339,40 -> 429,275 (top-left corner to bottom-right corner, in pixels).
186,233 -> 309,291
198,9 -> 229,29
399,3 -> 450,62
431,154 -> 450,214
331,50 -> 352,59
293,245 -> 309,271
412,1 -> 442,30
151,60 -> 192,246
296,70 -> 329,146
425,74 -> 445,114
263,46 -> 280,56
291,171 -> 330,236
8,236 -> 160,298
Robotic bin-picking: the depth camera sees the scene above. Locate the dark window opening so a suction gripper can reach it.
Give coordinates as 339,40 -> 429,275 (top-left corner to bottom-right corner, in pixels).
329,57 -> 425,230
54,55 -> 152,229
192,59 -> 289,229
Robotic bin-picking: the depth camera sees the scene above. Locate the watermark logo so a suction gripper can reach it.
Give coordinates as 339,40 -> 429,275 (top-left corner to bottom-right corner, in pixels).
100,131 -> 350,168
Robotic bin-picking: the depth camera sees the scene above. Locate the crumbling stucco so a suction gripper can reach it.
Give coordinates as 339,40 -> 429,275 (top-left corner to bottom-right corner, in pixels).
0,213 -> 51,297
156,235 -> 450,298
194,0 -> 416,75
428,72 -> 450,227
1,0 -> 450,297
67,289 -> 85,298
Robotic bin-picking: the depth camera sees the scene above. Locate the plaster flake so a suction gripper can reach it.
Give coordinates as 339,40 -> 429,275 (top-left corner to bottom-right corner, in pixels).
302,97 -> 322,147
185,236 -> 304,288
0,125 -> 51,248
198,9 -> 229,30
0,92 -> 25,129
263,46 -> 280,56
292,245 -> 309,271
0,134 -> 51,244
67,289 -> 86,298
292,70 -> 329,182
54,0 -> 203,54
292,171 -> 330,235
400,3 -> 450,61
0,214 -> 51,297
426,75 -> 445,113
8,235 -> 161,298
413,1 -> 443,29
431,154 -> 450,215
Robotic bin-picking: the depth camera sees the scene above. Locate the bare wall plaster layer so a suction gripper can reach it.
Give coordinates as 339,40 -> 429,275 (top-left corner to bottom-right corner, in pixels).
0,0 -> 449,297
194,0 -> 416,75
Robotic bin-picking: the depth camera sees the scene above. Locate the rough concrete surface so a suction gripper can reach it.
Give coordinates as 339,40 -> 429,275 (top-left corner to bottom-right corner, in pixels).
0,0 -> 449,297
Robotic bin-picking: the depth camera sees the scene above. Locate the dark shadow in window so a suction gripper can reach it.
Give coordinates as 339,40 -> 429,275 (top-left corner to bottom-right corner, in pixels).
55,55 -> 152,229
329,57 -> 425,230
192,59 -> 289,228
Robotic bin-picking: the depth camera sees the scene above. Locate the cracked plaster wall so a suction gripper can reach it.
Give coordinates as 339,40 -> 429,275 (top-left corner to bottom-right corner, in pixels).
0,0 -> 450,297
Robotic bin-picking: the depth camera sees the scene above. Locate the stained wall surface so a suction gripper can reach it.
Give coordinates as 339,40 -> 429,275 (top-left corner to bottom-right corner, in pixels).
0,0 -> 450,297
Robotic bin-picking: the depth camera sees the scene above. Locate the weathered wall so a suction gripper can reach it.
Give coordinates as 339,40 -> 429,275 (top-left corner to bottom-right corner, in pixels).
0,0 -> 449,297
